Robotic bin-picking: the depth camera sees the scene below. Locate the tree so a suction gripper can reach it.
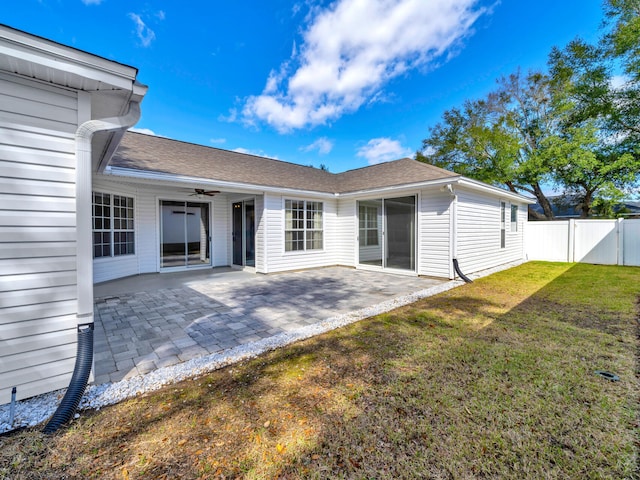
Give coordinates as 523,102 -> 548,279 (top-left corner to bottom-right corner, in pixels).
547,0 -> 640,214
417,70 -> 564,219
419,0 -> 640,219
541,120 -> 639,217
605,0 -> 640,80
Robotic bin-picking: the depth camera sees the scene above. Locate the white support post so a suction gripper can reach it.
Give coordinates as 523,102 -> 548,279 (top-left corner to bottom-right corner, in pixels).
617,218 -> 624,266
568,219 -> 576,262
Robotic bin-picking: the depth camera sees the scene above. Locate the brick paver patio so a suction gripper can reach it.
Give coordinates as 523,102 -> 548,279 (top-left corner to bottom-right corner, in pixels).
93,267 -> 444,384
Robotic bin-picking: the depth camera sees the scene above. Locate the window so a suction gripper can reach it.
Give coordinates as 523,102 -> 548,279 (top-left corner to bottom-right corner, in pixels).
93,192 -> 135,258
285,199 -> 323,251
500,201 -> 506,249
359,204 -> 379,246
510,204 -> 518,232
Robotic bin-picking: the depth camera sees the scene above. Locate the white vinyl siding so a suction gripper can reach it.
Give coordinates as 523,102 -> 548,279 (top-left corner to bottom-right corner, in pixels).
213,194 -> 229,268
417,189 -> 452,278
92,178 -> 233,283
455,188 -> 524,275
334,199 -> 356,267
0,72 -> 78,134
264,193 -> 338,272
0,74 -> 79,404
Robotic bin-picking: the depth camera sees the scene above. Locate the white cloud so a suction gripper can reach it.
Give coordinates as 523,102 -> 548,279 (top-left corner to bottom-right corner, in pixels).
156,10 -> 166,21
81,0 -> 103,4
357,137 -> 413,165
128,127 -> 157,136
128,13 -> 156,47
300,137 -> 334,155
233,147 -> 279,160
218,108 -> 238,123
610,75 -> 629,90
210,138 -> 227,144
241,0 -> 485,132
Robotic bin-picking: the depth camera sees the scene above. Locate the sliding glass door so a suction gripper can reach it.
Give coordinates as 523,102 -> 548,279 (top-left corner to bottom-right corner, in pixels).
358,195 -> 416,272
160,200 -> 211,268
232,200 -> 255,267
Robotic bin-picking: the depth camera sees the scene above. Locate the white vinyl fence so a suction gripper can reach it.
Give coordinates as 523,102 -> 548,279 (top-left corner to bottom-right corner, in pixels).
525,218 -> 640,266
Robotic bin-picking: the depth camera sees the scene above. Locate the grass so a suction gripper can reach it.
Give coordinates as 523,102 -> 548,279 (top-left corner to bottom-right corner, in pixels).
1,261 -> 639,479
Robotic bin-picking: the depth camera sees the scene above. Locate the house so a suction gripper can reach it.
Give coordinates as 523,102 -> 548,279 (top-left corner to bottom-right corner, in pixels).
530,194 -> 640,219
0,25 -> 147,406
98,132 -> 532,281
0,25 -> 534,406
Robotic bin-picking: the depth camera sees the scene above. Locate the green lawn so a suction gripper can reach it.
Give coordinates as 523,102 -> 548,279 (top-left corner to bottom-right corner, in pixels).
2,262 -> 639,479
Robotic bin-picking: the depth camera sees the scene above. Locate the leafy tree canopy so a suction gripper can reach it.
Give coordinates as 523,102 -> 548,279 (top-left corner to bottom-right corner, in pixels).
418,0 -> 640,219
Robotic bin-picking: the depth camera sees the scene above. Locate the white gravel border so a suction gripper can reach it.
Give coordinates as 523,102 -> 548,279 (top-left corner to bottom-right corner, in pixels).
0,261 -> 522,434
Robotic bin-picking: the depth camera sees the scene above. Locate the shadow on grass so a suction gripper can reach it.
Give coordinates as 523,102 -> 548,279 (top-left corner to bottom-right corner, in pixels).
5,262 -> 640,479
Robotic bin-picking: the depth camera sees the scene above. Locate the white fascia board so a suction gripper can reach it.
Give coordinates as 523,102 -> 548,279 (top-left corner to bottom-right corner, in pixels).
337,177 -> 461,198
104,166 -> 337,199
457,177 -> 536,204
0,25 -> 138,90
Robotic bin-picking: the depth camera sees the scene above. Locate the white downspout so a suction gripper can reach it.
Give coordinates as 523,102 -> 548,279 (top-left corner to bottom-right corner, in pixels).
44,100 -> 142,433
75,101 -> 142,324
445,184 -> 457,279
447,185 -> 473,283
451,189 -> 458,260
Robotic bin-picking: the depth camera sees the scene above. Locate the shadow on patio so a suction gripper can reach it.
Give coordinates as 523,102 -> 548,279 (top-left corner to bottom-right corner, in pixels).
92,267 -> 445,384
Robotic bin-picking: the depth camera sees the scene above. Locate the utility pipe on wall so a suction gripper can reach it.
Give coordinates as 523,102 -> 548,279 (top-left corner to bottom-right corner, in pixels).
444,184 -> 472,284
44,101 -> 142,433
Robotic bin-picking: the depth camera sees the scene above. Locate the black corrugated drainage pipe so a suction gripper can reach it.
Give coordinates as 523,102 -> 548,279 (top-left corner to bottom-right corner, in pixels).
453,258 -> 473,284
41,99 -> 144,434
43,323 -> 94,434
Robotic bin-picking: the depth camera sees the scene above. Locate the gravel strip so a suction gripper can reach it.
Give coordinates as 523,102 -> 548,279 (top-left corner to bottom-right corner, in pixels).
0,261 -> 522,434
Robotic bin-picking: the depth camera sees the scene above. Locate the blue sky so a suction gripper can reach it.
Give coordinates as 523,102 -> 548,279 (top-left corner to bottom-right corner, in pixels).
5,0 -> 604,172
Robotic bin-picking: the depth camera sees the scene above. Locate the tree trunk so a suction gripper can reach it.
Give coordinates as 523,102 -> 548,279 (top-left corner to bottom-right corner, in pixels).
528,207 -> 548,220
579,190 -> 594,218
532,183 -> 555,219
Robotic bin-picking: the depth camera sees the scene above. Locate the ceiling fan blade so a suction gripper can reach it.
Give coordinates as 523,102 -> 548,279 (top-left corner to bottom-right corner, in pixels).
193,189 -> 220,196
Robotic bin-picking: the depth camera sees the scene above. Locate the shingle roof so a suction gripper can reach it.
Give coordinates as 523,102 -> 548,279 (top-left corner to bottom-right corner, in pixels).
336,158 -> 458,193
110,132 -> 459,194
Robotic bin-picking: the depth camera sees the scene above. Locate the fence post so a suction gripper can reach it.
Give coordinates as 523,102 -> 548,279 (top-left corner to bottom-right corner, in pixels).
617,218 -> 624,265
568,219 -> 576,262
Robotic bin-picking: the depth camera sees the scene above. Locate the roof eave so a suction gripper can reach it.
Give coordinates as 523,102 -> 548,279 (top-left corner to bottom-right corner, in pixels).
457,177 -> 536,204
104,166 -> 338,198
0,24 -> 139,90
337,176 -> 461,197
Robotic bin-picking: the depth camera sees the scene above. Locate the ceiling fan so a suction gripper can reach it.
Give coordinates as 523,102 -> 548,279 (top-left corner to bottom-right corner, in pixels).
191,188 -> 220,197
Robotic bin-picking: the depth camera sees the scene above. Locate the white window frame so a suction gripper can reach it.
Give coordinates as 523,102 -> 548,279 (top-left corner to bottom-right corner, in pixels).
93,191 -> 135,258
284,199 -> 323,252
500,201 -> 506,249
358,204 -> 379,246
510,204 -> 518,232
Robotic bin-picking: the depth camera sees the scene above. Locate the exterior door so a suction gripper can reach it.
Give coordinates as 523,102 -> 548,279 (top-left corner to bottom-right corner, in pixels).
385,196 -> 416,270
232,200 -> 255,267
358,195 -> 416,272
160,200 -> 211,268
